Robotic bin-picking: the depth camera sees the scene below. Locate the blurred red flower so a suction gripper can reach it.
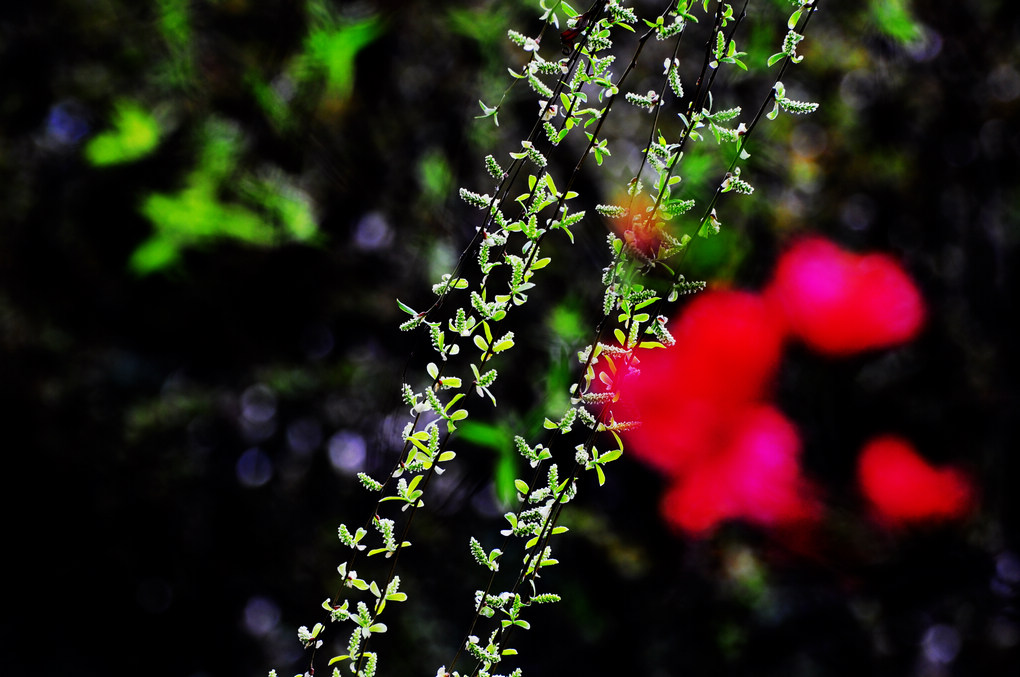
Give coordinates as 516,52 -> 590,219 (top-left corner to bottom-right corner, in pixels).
659,404 -> 819,535
610,238 -> 951,537
857,435 -> 973,525
765,237 -> 925,355
618,290 -> 786,477
615,290 -> 821,534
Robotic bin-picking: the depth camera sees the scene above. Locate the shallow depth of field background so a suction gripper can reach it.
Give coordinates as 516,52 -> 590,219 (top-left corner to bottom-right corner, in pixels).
1,1 -> 1018,676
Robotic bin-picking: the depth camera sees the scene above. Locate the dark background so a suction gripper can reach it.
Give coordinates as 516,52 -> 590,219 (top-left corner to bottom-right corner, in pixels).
1,1 -> 1017,676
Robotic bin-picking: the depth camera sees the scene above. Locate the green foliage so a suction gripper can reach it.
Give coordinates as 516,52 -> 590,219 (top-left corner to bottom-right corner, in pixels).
84,101 -> 161,166
869,0 -> 922,44
294,1 -> 823,675
133,120 -> 319,275
420,150 -> 456,205
155,0 -> 194,86
300,10 -> 383,101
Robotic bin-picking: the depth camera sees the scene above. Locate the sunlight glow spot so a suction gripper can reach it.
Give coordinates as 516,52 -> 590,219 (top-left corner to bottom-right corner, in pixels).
328,431 -> 366,474
244,596 -> 281,637
354,211 -> 393,251
922,624 -> 960,664
287,417 -> 323,456
241,384 -> 277,424
237,447 -> 273,488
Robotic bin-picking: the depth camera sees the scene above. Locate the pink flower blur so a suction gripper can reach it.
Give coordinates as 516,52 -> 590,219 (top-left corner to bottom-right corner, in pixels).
616,290 -> 818,534
765,237 -> 926,355
659,405 -> 818,535
613,237 -> 951,537
618,290 -> 786,477
857,436 -> 973,525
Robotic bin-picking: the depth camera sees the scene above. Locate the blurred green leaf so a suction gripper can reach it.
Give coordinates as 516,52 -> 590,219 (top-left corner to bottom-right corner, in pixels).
302,13 -> 383,100
84,102 -> 161,166
132,120 -> 319,274
458,420 -> 518,505
418,150 -> 454,206
869,0 -> 922,44
447,7 -> 510,48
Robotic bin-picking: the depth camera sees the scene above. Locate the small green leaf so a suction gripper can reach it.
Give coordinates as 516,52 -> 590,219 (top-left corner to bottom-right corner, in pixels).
84,101 -> 161,166
492,337 -> 515,353
600,449 -> 623,463
788,8 -> 803,29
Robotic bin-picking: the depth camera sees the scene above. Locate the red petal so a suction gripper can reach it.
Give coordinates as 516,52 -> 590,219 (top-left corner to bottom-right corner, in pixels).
667,290 -> 787,403
617,290 -> 786,476
660,405 -> 820,536
857,435 -> 973,524
767,237 -> 925,355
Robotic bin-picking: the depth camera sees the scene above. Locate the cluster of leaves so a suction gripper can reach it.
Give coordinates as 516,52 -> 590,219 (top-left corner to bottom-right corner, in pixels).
76,0 -> 381,275
291,1 -> 821,676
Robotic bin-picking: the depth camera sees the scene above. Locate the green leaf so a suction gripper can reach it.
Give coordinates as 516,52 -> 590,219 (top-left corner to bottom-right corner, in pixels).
543,172 -> 558,196
788,8 -> 803,29
601,449 -> 623,464
476,100 -> 500,125
870,0 -> 923,44
514,478 -> 530,495
492,337 -> 515,353
84,101 -> 161,166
